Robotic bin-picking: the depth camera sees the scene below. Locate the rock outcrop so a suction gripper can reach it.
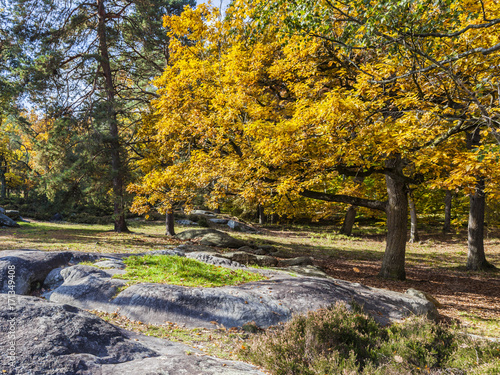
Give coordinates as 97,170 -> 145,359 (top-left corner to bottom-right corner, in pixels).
176,229 -> 246,248
0,250 -> 73,294
0,295 -> 265,374
0,213 -> 19,228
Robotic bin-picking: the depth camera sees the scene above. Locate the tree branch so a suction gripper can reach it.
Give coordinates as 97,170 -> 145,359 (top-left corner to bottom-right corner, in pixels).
299,189 -> 387,212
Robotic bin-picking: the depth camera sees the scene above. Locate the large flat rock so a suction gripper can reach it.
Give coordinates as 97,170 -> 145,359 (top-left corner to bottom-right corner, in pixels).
47,265 -> 437,328
0,295 -> 265,375
1,249 -> 438,331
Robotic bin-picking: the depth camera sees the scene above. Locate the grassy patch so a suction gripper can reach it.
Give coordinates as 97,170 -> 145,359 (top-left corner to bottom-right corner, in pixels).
112,254 -> 266,287
0,220 -> 183,253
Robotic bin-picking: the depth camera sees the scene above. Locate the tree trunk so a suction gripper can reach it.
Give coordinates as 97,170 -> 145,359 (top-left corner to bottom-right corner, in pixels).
0,168 -> 6,199
340,205 -> 356,236
97,0 -> 129,233
257,204 -> 266,224
467,177 -> 490,270
408,193 -> 419,243
443,190 -> 452,233
379,158 -> 408,280
466,129 -> 491,270
165,210 -> 175,236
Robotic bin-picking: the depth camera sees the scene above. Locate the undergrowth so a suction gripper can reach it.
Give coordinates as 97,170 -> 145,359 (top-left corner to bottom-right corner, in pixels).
240,303 -> 500,375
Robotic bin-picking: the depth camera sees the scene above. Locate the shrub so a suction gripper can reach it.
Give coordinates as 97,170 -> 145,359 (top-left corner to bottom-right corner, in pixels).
243,302 -> 381,374
241,303 -> 500,375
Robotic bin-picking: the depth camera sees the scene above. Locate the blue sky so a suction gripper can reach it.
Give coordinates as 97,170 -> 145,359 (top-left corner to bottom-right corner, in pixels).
196,0 -> 231,11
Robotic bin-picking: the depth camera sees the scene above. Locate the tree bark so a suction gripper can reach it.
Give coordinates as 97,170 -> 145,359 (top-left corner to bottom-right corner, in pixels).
0,168 -> 6,199
467,178 -> 490,270
443,190 -> 452,233
408,192 -> 419,243
379,158 -> 408,280
165,209 -> 175,236
466,129 -> 491,270
257,203 -> 266,224
340,205 -> 356,236
97,0 -> 129,233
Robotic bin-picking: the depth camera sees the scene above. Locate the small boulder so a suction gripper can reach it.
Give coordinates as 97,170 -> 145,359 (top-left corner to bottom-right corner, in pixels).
259,244 -> 275,252
50,213 -> 64,222
93,259 -> 126,269
227,220 -> 257,232
5,210 -> 20,221
238,245 -> 256,252
285,265 -> 328,278
406,288 -> 443,308
0,212 -> 20,227
280,256 -> 314,266
176,229 -> 246,248
148,248 -> 186,257
252,248 -> 269,255
209,218 -> 229,224
254,255 -> 278,267
0,214 -> 19,228
190,210 -> 216,216
176,219 -> 199,226
176,228 -> 222,240
186,251 -> 244,268
218,251 -> 258,265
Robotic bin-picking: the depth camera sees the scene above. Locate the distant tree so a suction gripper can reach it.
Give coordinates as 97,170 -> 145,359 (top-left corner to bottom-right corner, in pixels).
11,0 -> 194,231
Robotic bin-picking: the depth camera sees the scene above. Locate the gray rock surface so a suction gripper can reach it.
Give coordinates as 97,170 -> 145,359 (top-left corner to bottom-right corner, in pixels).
209,218 -> 229,224
0,296 -> 265,375
48,264 -> 437,328
227,220 -> 257,232
5,210 -> 20,221
176,229 -> 246,248
93,259 -> 126,269
174,244 -> 217,253
0,250 -> 73,294
176,219 -> 199,226
0,212 -> 19,228
148,248 -> 186,257
2,250 -> 437,339
43,267 -> 64,290
279,256 -> 314,266
190,210 -> 216,216
254,255 -> 279,267
176,228 -> 220,240
199,232 -> 247,248
185,251 -> 244,268
283,265 -> 329,278
218,251 -> 258,265
0,207 -> 5,214
218,251 -> 278,267
47,265 -> 128,308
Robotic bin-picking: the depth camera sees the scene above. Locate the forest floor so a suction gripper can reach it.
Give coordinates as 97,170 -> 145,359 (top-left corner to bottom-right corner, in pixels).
1,219 -> 499,338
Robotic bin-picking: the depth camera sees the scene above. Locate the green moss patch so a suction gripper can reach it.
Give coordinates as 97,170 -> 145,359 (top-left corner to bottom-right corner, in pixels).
112,254 -> 266,287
